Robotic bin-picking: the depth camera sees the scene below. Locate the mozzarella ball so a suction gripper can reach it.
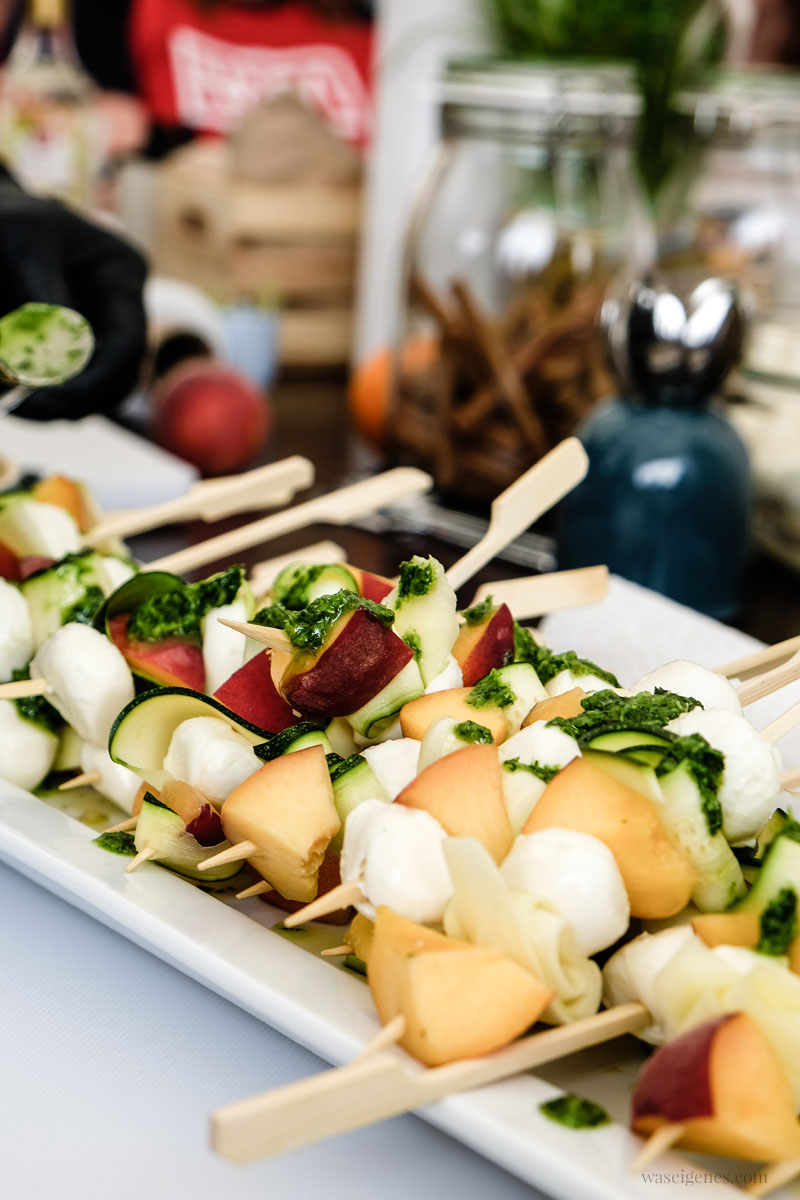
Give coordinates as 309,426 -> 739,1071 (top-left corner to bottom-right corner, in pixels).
361,738 -> 420,800
0,578 -> 33,682
163,717 -> 260,802
666,707 -> 781,843
202,597 -> 250,695
633,659 -> 741,713
500,720 -> 581,768
0,499 -> 81,559
79,742 -> 142,811
545,670 -> 618,698
501,828 -> 630,956
30,624 -> 134,746
340,799 -> 453,924
0,699 -> 59,790
424,655 -> 463,694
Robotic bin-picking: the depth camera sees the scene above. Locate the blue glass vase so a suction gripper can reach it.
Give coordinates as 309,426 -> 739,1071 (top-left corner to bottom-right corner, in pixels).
557,392 -> 751,621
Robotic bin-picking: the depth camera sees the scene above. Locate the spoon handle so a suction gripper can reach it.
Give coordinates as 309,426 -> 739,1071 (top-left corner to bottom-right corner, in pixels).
0,385 -> 31,416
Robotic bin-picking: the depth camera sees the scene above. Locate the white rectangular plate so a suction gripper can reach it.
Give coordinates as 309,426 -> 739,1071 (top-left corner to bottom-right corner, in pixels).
1,576 -> 796,1200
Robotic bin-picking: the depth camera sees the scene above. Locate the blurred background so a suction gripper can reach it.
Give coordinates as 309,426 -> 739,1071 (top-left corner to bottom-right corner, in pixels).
2,0 -> 800,632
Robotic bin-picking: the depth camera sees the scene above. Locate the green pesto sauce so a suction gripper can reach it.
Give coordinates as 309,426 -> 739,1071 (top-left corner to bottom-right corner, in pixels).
0,302 -> 93,386
93,831 -> 137,856
11,667 -> 63,734
655,733 -> 724,837
343,953 -> 367,977
403,630 -> 422,661
539,1094 -> 611,1129
454,720 -> 494,745
253,602 -> 290,629
396,557 -> 435,604
549,687 -> 701,741
757,886 -> 798,956
127,565 -> 245,642
502,757 -> 560,784
273,564 -> 326,610
513,622 -> 550,673
467,668 -> 515,710
61,584 -> 105,626
463,596 -> 495,626
534,649 -> 619,688
282,590 -> 394,652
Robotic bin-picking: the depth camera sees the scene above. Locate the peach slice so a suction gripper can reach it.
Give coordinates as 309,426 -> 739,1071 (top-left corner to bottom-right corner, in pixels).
396,743 -> 513,863
368,906 -> 553,1066
453,602 -> 514,686
282,606 -> 413,718
631,1012 -> 800,1161
221,744 -> 340,902
523,756 -> 695,918
522,687 -> 587,727
399,687 -> 509,744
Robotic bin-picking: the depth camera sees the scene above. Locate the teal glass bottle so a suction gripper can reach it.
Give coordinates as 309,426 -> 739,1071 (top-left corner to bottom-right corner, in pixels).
557,276 -> 751,621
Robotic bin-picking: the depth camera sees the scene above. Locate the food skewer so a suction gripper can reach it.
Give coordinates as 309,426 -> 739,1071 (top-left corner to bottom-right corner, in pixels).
469,564 -> 608,619
737,650 -> 800,706
210,1002 -> 649,1164
445,437 -> 589,591
81,456 -> 315,547
59,770 -> 101,791
746,1160 -> 800,1197
718,635 -> 800,682
146,467 -> 434,577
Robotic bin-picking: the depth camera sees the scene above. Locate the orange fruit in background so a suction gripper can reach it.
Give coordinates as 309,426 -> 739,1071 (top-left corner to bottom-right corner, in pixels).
348,335 -> 438,451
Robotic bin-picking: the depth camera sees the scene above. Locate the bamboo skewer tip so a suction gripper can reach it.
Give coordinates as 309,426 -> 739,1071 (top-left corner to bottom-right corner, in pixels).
198,840 -> 257,871
281,879 -> 364,928
125,846 -> 158,873
103,816 -> 138,834
58,769 -> 102,791
236,881 -> 271,900
629,1123 -> 686,1174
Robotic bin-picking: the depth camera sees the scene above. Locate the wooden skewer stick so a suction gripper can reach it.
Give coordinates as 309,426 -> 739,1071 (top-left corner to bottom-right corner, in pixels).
319,945 -> 350,958
470,565 -> 609,620
718,635 -> 800,681
82,456 -> 315,546
761,699 -> 800,745
198,840 -> 257,872
0,676 -> 49,699
147,467 -> 433,577
103,816 -> 138,834
745,1158 -> 800,1196
352,1015 -> 407,1062
629,1123 -> 687,1174
125,846 -> 158,873
446,438 -> 589,591
58,769 -> 101,791
236,881 -> 271,900
216,619 -> 292,655
737,650 -> 800,707
781,766 -> 800,791
281,880 -> 363,927
211,1002 -> 650,1164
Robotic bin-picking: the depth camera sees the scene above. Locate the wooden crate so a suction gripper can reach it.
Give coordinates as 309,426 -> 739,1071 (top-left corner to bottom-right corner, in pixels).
153,118 -> 362,367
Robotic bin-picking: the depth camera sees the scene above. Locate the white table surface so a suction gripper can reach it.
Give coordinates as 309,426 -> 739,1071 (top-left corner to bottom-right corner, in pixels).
0,859 -> 547,1200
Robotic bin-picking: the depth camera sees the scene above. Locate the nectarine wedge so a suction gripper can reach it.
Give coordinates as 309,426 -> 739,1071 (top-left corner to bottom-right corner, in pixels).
221,744 -> 340,902
453,602 -> 514,686
631,1012 -> 800,1161
396,743 -> 513,863
522,688 -> 587,727
368,906 -> 553,1066
399,687 -> 509,744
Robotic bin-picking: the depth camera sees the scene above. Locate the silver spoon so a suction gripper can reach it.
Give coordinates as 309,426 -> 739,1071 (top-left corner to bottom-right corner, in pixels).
0,302 -> 95,416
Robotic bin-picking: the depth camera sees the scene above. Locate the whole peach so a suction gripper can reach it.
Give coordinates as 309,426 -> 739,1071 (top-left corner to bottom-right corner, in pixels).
152,357 -> 271,475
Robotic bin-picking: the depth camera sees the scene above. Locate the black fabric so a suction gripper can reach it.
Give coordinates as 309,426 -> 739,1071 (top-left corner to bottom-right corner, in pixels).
0,168 -> 148,420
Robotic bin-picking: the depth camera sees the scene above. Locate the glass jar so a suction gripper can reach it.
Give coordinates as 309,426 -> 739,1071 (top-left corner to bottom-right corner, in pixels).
671,69 -> 800,569
389,58 -> 647,504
